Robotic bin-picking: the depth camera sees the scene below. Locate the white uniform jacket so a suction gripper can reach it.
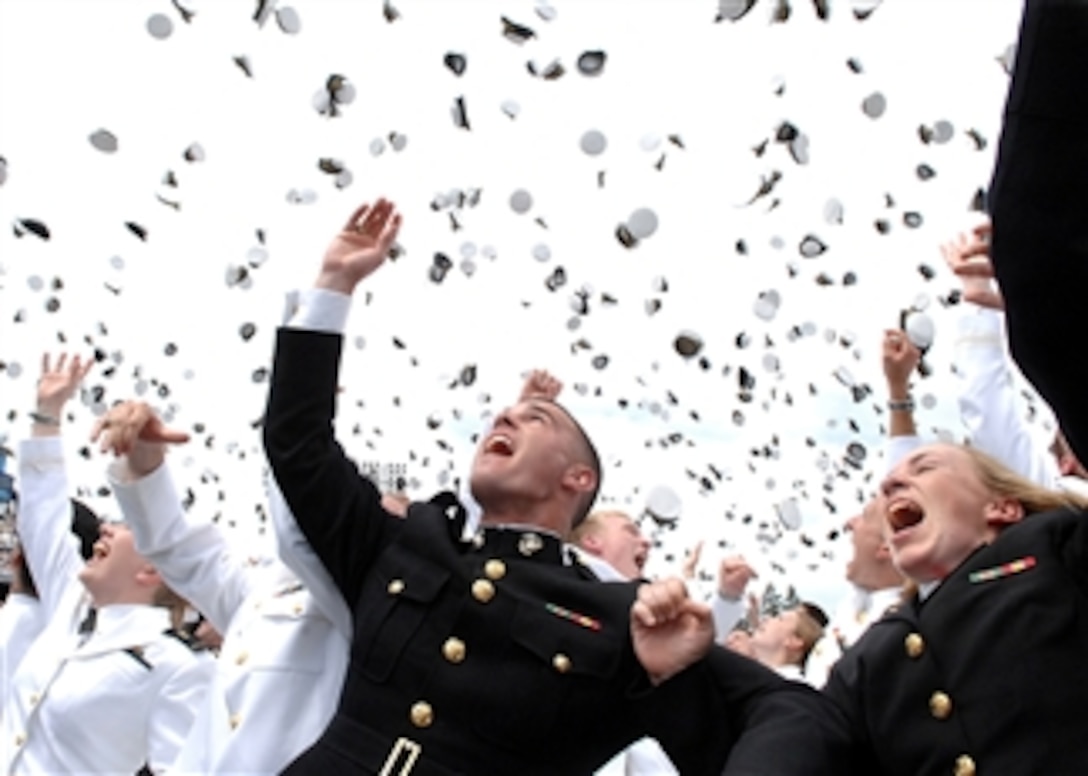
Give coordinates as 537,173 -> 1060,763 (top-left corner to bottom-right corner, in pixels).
0,594 -> 43,718
112,460 -> 349,775
3,437 -> 211,774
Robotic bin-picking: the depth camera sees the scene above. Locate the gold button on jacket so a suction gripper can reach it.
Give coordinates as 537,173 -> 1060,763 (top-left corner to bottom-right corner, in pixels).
954,754 -> 977,776
553,653 -> 572,674
472,579 -> 495,603
443,637 -> 466,664
484,559 -> 507,580
904,633 -> 924,659
929,691 -> 953,720
410,701 -> 434,728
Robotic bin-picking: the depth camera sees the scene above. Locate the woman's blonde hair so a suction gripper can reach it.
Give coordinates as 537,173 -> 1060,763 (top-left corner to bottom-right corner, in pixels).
963,445 -> 1088,515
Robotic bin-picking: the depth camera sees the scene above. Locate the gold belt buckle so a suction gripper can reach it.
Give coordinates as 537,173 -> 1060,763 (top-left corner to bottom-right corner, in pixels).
378,736 -> 422,776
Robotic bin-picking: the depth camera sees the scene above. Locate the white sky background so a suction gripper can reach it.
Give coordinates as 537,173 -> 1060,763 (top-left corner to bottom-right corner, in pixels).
0,0 -> 1038,609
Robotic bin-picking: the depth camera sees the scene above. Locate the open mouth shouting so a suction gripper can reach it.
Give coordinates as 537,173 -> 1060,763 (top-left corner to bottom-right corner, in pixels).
886,499 -> 924,538
482,433 -> 514,457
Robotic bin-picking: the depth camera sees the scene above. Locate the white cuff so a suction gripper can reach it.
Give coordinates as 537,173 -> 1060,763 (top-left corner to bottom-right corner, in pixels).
288,288 -> 352,334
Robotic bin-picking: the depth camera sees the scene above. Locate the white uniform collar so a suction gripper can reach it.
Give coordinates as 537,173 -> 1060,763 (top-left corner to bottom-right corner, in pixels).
73,604 -> 171,658
566,547 -> 628,580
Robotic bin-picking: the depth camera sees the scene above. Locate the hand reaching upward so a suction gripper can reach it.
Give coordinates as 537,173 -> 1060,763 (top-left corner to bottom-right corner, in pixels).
518,369 -> 563,402
317,199 -> 403,294
941,221 -> 1004,310
91,400 -> 190,477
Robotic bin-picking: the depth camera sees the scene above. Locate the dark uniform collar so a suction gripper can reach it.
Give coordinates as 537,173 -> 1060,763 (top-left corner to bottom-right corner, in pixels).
465,524 -> 565,565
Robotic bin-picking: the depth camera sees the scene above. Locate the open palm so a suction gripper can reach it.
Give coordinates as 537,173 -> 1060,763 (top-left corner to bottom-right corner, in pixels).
318,199 -> 403,294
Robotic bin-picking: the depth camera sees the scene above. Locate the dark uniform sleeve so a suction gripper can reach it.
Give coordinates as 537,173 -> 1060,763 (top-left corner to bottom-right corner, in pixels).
989,0 -> 1088,461
641,647 -> 855,776
263,327 -> 398,606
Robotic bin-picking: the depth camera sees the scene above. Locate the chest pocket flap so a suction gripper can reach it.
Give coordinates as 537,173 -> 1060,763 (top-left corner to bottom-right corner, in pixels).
510,599 -> 622,680
357,545 -> 450,682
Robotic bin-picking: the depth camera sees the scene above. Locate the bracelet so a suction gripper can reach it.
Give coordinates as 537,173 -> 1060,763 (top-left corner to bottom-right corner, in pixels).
887,398 -> 915,413
29,411 -> 61,426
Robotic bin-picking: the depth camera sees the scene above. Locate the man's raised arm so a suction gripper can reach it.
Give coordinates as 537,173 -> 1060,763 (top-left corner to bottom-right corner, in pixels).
262,199 -> 403,606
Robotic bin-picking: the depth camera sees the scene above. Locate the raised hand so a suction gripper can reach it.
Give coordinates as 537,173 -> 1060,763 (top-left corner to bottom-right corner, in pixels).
631,577 -> 713,685
36,353 -> 94,420
317,199 -> 403,295
91,400 -> 190,477
518,369 -> 563,403
882,329 -> 921,392
717,554 -> 757,600
941,222 -> 1004,310
680,540 -> 703,580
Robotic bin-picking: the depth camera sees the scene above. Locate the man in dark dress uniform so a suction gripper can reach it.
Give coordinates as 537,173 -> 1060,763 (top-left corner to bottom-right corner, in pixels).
263,201 -> 851,775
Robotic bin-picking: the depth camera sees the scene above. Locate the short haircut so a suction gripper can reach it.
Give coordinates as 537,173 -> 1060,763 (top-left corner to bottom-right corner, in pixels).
569,509 -> 630,546
551,401 -> 602,529
794,603 -> 828,667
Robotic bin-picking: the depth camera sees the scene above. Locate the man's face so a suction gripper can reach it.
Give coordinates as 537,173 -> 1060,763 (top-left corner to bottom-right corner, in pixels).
470,399 -> 587,516
844,497 -> 892,588
583,512 -> 650,579
77,522 -> 154,603
882,444 -> 1014,583
751,610 -> 800,657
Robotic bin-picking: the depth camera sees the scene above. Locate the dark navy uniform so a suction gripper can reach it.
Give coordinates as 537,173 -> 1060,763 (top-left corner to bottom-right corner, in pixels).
264,328 -> 850,775
824,507 -> 1088,776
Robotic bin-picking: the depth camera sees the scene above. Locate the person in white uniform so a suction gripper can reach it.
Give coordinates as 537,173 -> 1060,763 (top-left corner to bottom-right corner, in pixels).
1,353 -> 213,775
569,509 -> 679,776
0,499 -> 100,716
96,397 -> 352,775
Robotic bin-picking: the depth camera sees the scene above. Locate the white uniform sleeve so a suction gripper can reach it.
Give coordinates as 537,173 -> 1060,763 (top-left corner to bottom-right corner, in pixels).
110,461 -> 253,635
145,654 -> 215,774
0,595 -> 43,709
886,434 -> 924,470
956,307 -> 1062,487
16,438 -> 86,620
711,594 -> 746,642
268,477 -> 352,639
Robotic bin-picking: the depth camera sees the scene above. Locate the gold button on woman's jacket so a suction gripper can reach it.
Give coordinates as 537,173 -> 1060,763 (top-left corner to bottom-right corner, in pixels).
904,633 -> 924,659
472,579 -> 495,603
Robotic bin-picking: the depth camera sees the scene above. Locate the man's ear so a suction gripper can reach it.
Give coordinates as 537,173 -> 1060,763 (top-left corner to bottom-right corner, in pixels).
562,463 -> 597,498
580,531 -> 603,553
134,564 -> 162,589
983,497 -> 1025,531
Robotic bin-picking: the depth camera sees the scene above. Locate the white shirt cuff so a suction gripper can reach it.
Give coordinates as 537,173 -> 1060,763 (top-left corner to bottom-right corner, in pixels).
287,288 -> 352,334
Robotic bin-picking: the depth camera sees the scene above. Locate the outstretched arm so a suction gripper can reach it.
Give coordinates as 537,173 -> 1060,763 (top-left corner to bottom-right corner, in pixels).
17,354 -> 94,619
881,330 -> 924,469
944,227 -> 1062,486
263,200 -> 405,606
97,400 -> 253,634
